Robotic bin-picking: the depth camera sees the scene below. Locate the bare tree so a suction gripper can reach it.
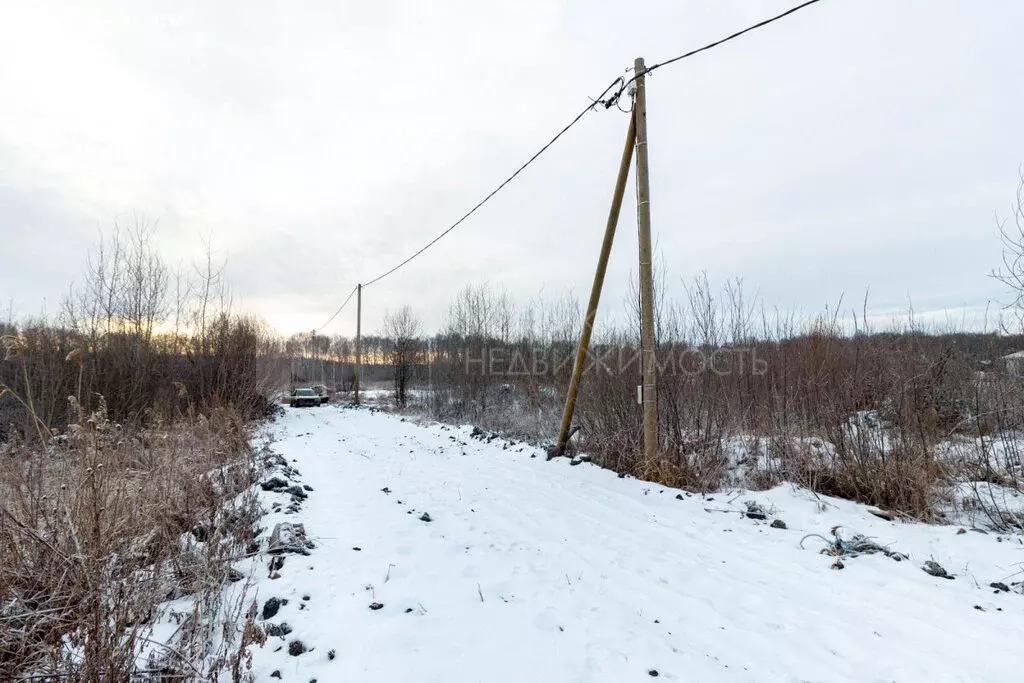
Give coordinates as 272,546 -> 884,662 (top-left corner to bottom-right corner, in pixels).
122,219 -> 169,349
992,167 -> 1024,331
382,306 -> 422,406
192,234 -> 228,355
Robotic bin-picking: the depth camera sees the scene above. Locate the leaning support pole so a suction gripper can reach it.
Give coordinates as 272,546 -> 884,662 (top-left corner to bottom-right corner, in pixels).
634,56 -> 659,463
354,283 -> 362,405
552,113 -> 637,458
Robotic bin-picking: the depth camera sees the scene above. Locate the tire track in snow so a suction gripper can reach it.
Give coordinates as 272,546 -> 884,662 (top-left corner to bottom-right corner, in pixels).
240,406 -> 1024,683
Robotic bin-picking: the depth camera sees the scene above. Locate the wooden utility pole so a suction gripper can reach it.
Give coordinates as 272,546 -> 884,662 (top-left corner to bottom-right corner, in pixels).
554,113 -> 637,457
634,57 -> 659,462
354,283 -> 362,404
311,329 -> 318,385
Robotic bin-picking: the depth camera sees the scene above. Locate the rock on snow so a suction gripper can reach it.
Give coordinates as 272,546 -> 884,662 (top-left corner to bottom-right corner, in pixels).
230,406 -> 1024,683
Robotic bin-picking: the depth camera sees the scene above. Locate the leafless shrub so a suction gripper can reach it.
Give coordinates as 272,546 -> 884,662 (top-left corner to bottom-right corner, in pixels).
2,226 -> 282,439
396,272 -> 1024,522
381,306 -> 423,407
0,395 -> 262,681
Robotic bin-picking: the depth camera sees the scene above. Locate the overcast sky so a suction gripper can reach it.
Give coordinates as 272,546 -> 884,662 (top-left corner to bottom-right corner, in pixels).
2,0 -> 1023,336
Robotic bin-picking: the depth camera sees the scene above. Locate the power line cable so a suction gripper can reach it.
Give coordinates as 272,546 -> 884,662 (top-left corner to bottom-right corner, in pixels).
326,0 -> 827,308
654,0 -> 823,72
314,284 -> 358,334
611,0 -> 826,101
361,77 -> 628,288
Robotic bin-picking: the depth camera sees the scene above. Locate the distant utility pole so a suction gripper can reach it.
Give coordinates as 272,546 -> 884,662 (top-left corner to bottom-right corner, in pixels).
354,283 -> 362,404
311,328 -> 317,384
634,56 -> 659,463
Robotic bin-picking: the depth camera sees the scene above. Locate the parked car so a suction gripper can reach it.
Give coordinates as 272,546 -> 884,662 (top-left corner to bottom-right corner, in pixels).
289,387 -> 323,407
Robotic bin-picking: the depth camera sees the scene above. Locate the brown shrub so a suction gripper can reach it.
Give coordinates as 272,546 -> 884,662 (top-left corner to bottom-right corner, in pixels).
0,397 -> 263,681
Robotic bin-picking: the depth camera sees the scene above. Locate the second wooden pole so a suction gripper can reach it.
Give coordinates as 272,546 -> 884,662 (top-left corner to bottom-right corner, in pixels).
634,57 -> 659,463
354,283 -> 362,404
553,113 -> 637,456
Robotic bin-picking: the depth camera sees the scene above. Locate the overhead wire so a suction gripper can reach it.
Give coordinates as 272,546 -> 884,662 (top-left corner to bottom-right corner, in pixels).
360,76 -> 628,289
314,284 -> 358,334
318,0 -> 829,319
648,0 -> 824,72
610,0 -> 827,102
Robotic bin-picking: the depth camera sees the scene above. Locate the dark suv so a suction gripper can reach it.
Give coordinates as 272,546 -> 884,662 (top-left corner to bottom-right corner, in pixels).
289,388 -> 322,407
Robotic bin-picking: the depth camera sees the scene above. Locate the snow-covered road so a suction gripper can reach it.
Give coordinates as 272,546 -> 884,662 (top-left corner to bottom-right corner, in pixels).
241,406 -> 1024,682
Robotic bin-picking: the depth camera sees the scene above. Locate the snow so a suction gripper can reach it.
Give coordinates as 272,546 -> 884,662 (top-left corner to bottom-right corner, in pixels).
951,481 -> 1024,528
232,405 -> 1024,682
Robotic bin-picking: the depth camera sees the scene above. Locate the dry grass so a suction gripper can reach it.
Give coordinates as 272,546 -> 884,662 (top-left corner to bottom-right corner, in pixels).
0,396 -> 266,681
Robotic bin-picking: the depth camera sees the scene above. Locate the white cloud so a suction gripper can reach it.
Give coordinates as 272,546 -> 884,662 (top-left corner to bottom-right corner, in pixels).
2,0 -> 1023,334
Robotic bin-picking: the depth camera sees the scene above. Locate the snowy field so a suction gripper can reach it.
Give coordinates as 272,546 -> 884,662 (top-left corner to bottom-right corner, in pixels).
234,405 -> 1024,682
